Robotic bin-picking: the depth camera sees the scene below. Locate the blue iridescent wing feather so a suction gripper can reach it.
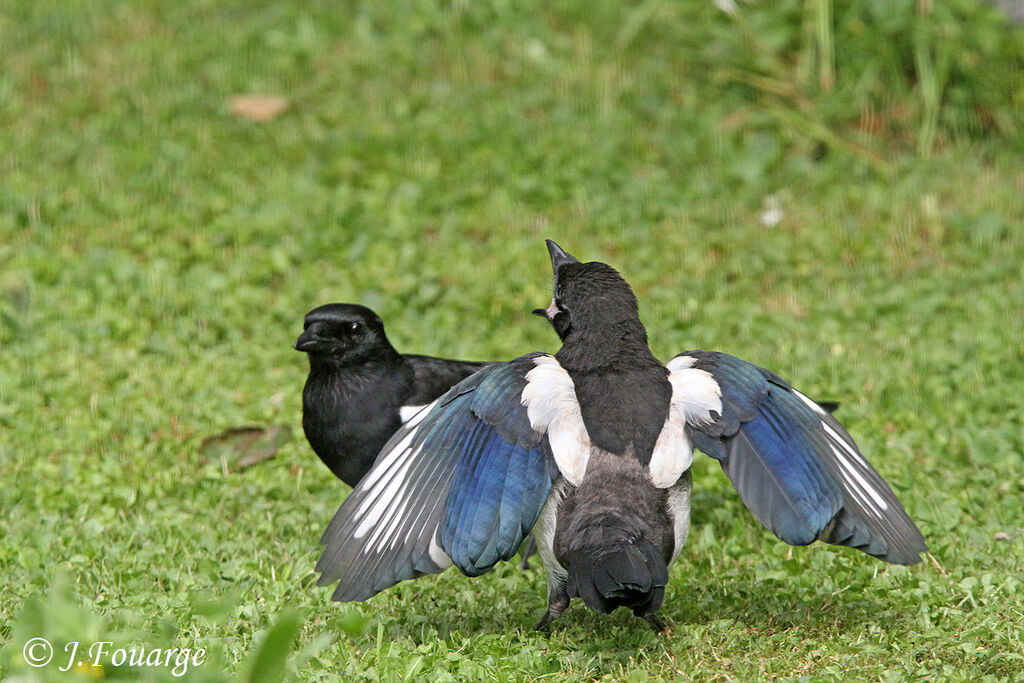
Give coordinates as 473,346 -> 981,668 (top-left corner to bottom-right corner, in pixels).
316,355 -> 556,601
675,351 -> 926,564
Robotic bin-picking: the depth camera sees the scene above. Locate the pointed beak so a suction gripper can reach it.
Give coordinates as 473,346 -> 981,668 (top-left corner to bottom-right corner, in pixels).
293,328 -> 318,352
545,239 -> 579,273
537,240 -> 576,321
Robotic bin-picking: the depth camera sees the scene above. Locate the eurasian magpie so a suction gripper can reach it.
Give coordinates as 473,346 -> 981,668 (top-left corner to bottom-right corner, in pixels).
315,242 -> 927,630
294,303 -> 491,487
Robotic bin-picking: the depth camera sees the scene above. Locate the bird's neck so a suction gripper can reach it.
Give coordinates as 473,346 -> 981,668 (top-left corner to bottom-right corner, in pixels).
555,319 -> 658,372
307,343 -> 403,375
306,351 -> 408,400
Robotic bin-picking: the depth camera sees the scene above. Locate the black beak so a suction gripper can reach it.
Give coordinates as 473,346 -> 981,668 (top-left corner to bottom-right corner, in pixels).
532,308 -> 548,318
293,329 -> 318,352
545,239 -> 579,272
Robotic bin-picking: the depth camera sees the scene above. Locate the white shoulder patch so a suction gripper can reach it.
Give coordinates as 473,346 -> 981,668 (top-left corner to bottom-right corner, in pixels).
648,411 -> 692,488
648,355 -> 723,488
520,355 -> 591,485
666,355 -> 723,426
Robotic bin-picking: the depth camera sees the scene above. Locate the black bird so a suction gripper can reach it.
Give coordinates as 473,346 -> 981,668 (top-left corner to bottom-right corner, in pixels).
294,303 -> 491,487
315,242 -> 927,630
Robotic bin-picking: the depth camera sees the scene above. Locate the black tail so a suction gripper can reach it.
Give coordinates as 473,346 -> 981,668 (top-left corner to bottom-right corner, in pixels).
566,525 -> 669,618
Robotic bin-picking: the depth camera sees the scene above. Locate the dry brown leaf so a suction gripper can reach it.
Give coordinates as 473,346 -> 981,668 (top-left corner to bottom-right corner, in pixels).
228,94 -> 289,122
199,424 -> 292,472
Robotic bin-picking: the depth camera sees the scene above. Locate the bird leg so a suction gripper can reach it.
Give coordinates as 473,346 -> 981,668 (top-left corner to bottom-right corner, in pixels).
643,612 -> 667,633
535,582 -> 570,630
519,536 -> 537,570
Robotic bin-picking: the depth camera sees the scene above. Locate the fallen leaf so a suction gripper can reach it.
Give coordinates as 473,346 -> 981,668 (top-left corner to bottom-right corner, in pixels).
229,94 -> 289,122
199,424 -> 292,472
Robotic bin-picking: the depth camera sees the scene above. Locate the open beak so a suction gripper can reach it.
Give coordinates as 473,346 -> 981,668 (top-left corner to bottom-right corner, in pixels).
534,240 -> 578,319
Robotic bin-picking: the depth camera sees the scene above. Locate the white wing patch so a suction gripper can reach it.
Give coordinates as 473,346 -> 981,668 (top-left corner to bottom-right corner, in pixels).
648,355 -> 723,488
399,404 -> 428,422
791,389 -> 890,515
348,400 -> 451,559
360,403 -> 432,490
521,355 -> 591,486
791,389 -> 829,417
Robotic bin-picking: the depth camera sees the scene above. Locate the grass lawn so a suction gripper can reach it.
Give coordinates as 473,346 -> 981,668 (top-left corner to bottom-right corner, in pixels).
2,0 -> 1023,680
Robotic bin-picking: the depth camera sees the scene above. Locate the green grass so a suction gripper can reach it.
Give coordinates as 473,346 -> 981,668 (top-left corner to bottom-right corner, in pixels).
2,0 -> 1024,680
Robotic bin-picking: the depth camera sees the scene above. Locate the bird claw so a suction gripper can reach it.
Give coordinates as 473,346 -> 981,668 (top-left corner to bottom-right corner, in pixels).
644,613 -> 667,633
535,585 -> 569,631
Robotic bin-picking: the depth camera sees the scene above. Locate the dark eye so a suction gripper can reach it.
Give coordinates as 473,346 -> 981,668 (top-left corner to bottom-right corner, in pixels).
349,322 -> 362,332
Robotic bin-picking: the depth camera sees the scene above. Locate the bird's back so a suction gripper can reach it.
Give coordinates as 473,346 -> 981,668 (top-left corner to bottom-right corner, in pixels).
403,354 -> 492,404
568,361 -> 671,466
544,358 -> 682,620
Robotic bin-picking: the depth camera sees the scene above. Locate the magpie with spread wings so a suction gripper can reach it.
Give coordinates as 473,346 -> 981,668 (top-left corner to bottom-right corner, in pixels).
315,241 -> 926,630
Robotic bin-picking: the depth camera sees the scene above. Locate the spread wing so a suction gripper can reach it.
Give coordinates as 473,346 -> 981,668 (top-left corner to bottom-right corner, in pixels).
666,351 -> 927,565
316,353 -> 589,601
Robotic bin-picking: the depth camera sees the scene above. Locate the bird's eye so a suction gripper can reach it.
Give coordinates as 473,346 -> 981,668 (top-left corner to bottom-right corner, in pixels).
349,322 -> 361,332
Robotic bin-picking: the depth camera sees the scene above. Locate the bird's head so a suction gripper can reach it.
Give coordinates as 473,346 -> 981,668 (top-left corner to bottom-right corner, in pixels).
533,239 -> 644,345
294,303 -> 394,366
